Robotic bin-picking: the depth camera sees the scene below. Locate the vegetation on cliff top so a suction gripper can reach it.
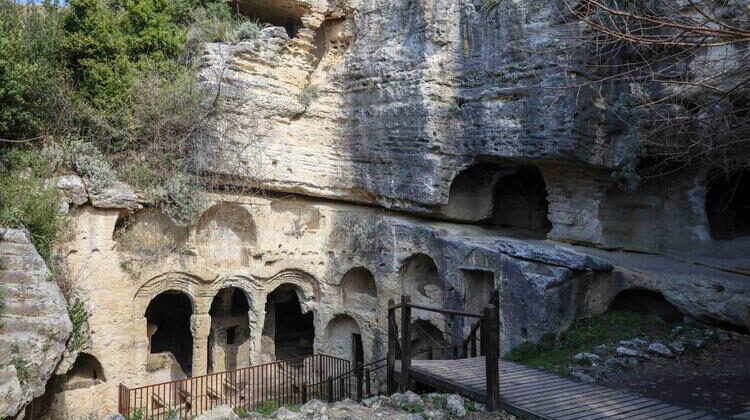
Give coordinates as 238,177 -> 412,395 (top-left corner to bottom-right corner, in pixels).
0,0 -> 260,251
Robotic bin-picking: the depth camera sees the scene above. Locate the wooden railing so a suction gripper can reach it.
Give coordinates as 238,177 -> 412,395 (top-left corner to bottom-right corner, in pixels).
118,354 -> 351,419
386,293 -> 501,411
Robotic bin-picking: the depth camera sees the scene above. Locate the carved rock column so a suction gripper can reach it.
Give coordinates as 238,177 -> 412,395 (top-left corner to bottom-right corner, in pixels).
190,313 -> 212,376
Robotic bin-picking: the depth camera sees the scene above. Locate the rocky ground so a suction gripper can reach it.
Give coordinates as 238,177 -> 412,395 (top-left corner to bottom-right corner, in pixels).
566,324 -> 750,418
103,392 -> 519,420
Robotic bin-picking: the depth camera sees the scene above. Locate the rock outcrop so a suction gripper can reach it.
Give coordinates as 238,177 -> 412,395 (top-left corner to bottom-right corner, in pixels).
0,228 -> 72,419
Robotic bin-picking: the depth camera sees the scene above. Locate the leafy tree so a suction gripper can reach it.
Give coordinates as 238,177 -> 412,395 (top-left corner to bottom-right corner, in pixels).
0,1 -> 65,139
63,0 -> 131,111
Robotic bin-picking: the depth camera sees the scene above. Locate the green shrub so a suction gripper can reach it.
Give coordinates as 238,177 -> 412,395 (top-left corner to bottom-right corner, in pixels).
234,20 -> 261,41
67,297 -> 90,352
69,139 -> 117,191
254,400 -> 278,415
0,148 -> 62,262
147,173 -> 207,226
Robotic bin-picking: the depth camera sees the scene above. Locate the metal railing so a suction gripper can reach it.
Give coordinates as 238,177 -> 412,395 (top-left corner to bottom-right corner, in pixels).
119,354 -> 351,419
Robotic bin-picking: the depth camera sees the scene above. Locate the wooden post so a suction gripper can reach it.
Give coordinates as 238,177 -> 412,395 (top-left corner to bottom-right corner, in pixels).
427,345 -> 433,360
387,298 -> 397,394
479,317 -> 487,356
301,381 -> 308,404
353,333 -> 363,401
471,333 -> 477,358
484,305 -> 500,411
326,376 -> 334,403
339,377 -> 346,400
400,295 -> 412,392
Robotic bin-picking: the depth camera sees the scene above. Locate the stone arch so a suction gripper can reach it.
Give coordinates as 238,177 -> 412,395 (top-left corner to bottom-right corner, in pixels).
261,282 -> 316,361
608,288 -> 683,323
196,203 -> 257,267
400,253 -> 443,310
705,169 -> 750,240
491,166 -> 552,235
411,320 -> 446,360
440,164 -> 504,221
208,287 -> 252,373
145,290 -> 194,375
133,271 -> 207,317
323,314 -> 362,362
62,353 -> 105,390
341,267 -> 377,310
114,209 -> 188,256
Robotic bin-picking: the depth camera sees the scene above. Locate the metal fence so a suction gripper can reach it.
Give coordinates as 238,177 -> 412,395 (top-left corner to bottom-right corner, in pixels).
119,354 -> 351,419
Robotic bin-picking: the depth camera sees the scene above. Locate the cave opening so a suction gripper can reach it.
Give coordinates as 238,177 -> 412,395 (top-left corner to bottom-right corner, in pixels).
230,0 -> 307,38
208,287 -> 252,373
706,169 -> 750,240
491,166 -> 552,235
608,289 -> 684,323
264,284 -> 315,360
145,291 -> 194,375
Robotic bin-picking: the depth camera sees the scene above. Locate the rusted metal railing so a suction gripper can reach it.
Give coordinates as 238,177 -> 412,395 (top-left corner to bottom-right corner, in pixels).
119,354 -> 351,419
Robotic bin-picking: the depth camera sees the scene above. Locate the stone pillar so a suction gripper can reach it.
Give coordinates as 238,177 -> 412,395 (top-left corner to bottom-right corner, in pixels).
133,317 -> 150,376
191,313 -> 212,376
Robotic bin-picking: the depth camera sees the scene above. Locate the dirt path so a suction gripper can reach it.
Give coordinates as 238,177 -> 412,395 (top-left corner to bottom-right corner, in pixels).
601,335 -> 750,417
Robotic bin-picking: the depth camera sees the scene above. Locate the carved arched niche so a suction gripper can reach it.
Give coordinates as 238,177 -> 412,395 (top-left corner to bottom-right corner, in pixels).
323,314 -> 361,362
195,203 -> 257,267
341,267 -> 377,311
401,253 -> 443,320
114,209 -> 188,256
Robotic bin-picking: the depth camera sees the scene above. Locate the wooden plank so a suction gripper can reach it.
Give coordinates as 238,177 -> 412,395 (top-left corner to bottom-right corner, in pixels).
527,389 -> 634,414
515,387 -> 628,409
555,399 -> 672,420
603,403 -> 678,420
545,394 -> 645,419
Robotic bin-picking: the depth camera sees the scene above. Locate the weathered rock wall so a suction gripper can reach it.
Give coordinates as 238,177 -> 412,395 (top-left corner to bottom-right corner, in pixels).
0,229 -> 72,419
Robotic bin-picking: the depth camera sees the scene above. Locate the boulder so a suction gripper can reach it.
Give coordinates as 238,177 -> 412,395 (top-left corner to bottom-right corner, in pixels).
56,175 -> 88,206
300,399 -> 327,415
573,352 -> 601,366
86,180 -> 142,210
0,228 -> 72,419
615,346 -> 640,358
445,394 -> 466,417
193,405 -> 240,420
272,407 -> 301,419
390,391 -> 424,410
648,343 -> 674,358
570,371 -> 596,384
99,414 -> 126,420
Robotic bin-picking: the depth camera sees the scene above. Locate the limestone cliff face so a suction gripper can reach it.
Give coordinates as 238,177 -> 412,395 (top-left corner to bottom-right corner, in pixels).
0,229 -> 72,419
199,0 -> 617,212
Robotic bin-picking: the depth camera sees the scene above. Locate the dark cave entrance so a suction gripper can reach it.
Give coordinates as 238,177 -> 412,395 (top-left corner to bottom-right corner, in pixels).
264,285 -> 314,360
208,287 -> 252,373
706,170 -> 750,240
145,291 -> 194,375
491,166 -> 552,235
608,289 -> 684,323
230,0 -> 306,38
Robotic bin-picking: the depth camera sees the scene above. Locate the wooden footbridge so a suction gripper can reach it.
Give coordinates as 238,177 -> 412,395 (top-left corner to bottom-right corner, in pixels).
386,295 -> 727,420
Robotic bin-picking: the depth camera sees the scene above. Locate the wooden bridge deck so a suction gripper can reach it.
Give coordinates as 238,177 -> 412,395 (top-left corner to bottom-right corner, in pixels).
395,357 -> 726,420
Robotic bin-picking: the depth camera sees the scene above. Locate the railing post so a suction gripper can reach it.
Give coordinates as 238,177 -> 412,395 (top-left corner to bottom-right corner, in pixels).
365,368 -> 371,397
327,376 -> 334,403
339,377 -> 346,400
427,345 -> 433,360
302,381 -> 308,404
480,317 -> 487,356
484,305 -> 500,411
400,295 -> 412,392
387,298 -> 397,394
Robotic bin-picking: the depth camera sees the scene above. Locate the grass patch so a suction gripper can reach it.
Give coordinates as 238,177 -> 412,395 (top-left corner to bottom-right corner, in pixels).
506,311 -> 677,374
254,400 -> 278,415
